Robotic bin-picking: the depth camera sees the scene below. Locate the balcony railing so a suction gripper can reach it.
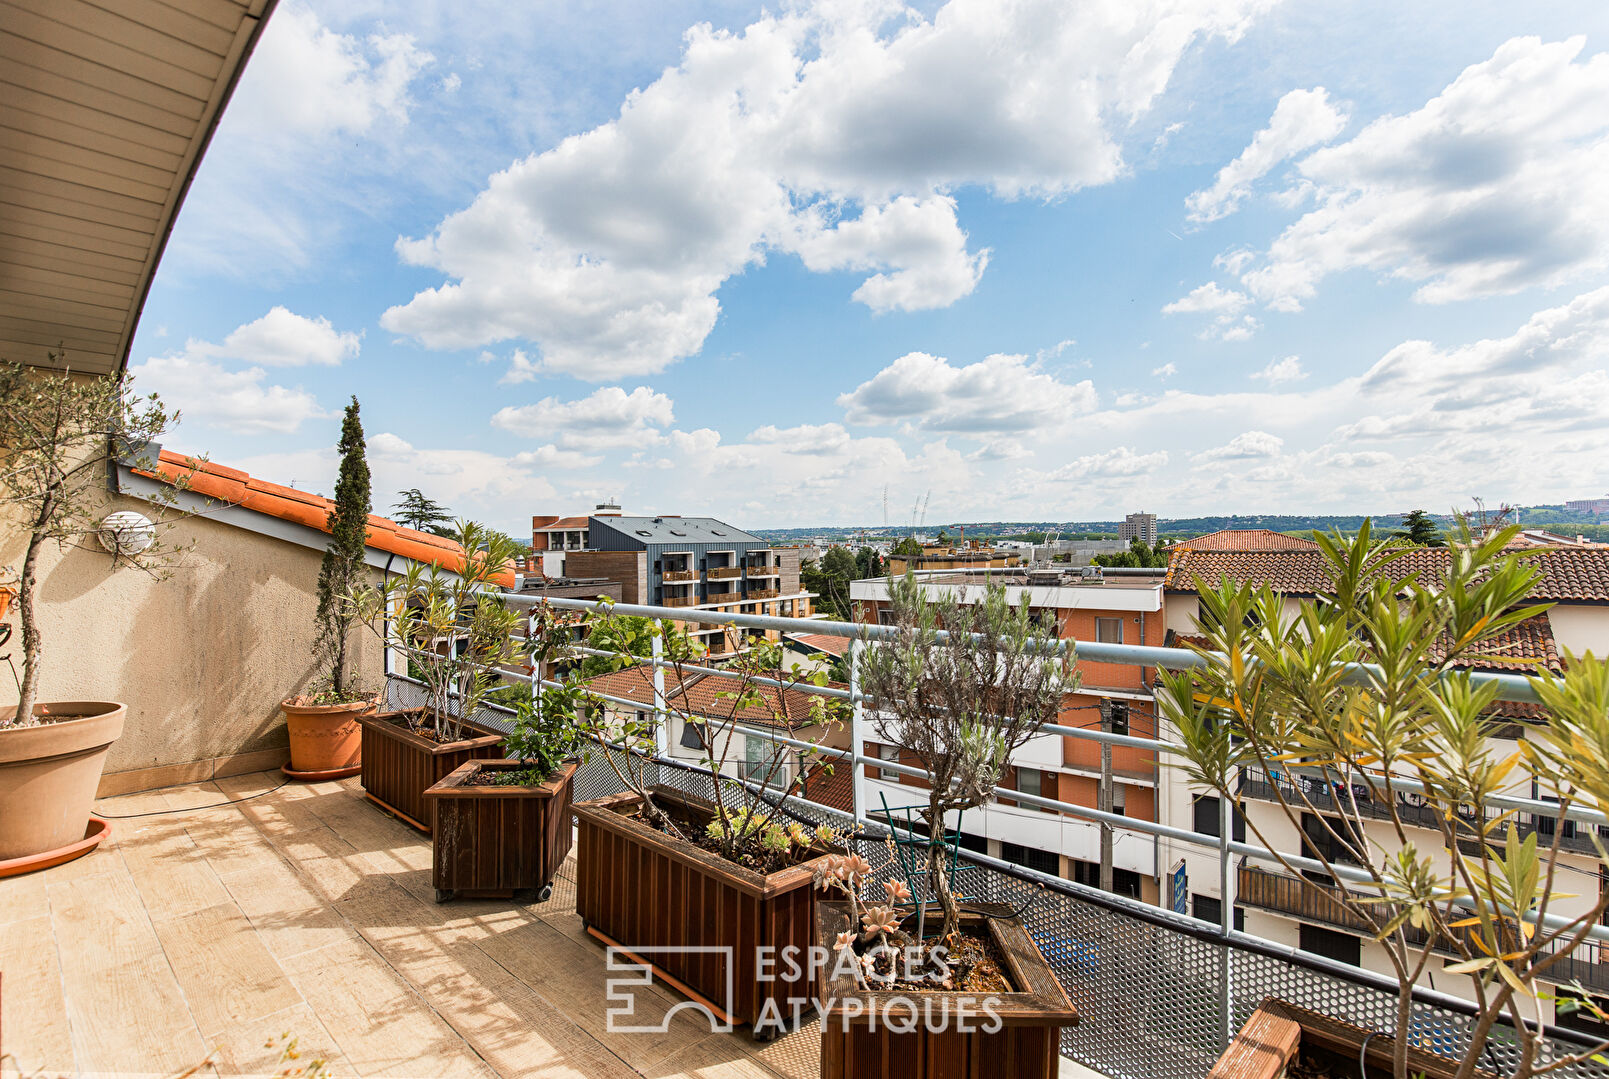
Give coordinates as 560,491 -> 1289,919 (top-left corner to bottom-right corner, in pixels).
746,586 -> 780,599
660,595 -> 697,608
746,565 -> 779,576
1239,768 -> 1605,857
391,591 -> 1605,1079
708,566 -> 742,579
662,569 -> 695,582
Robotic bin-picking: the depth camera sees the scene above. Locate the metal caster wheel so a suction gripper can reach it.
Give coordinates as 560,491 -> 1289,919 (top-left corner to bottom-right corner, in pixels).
537,882 -> 554,903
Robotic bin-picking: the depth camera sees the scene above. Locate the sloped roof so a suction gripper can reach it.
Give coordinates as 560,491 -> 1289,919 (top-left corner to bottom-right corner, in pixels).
534,515 -> 591,531
585,666 -> 844,730
784,633 -> 850,658
146,451 -> 512,583
590,515 -> 764,546
1,0 -> 278,376
1168,614 -> 1561,675
1165,546 -> 1609,603
800,760 -> 854,812
1176,529 -> 1321,551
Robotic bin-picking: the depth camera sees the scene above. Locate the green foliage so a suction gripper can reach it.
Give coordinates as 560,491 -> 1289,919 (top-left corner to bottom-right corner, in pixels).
345,520 -> 523,742
1394,508 -> 1444,547
858,572 -> 1072,942
1160,521 -> 1609,1079
579,614 -> 692,675
392,488 -> 453,536
312,397 -> 372,702
1093,538 -> 1169,568
501,674 -> 589,783
890,536 -> 924,558
0,357 -> 186,725
801,546 -> 859,619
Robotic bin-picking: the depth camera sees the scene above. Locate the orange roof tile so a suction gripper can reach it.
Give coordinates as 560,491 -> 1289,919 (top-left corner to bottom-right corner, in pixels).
785,633 -> 850,658
585,666 -> 845,729
1168,615 -> 1561,675
146,451 -> 513,586
534,515 -> 591,531
1176,529 -> 1321,551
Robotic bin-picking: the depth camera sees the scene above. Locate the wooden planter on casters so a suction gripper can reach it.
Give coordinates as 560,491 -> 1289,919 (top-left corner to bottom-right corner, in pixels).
357,709 -> 504,832
1211,999 -> 1474,1079
425,759 -> 577,902
814,900 -> 1079,1079
574,786 -> 837,1036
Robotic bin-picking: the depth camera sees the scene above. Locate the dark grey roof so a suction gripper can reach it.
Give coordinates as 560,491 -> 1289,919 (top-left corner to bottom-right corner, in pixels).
589,515 -> 764,546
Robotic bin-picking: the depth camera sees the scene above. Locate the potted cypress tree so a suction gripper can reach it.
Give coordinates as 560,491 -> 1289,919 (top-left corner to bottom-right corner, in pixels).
280,397 -> 377,780
344,521 -> 518,831
812,573 -> 1079,1078
0,357 -> 188,872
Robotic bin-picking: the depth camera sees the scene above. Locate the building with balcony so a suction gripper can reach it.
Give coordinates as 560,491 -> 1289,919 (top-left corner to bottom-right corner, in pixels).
850,566 -> 1168,901
557,513 -> 814,656
1156,541 -> 1609,1030
1120,511 -> 1159,546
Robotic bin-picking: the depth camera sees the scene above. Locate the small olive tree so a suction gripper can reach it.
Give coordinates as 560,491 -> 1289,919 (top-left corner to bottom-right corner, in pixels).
0,357 -> 193,726
858,572 -> 1072,944
346,520 -> 522,742
1160,522 -> 1609,1079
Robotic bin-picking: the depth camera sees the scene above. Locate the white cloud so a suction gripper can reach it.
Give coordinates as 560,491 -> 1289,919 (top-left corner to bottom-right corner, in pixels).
1186,87 -> 1348,222
1046,447 -> 1170,481
512,445 -> 604,470
1193,429 -> 1284,463
130,352 -> 326,435
497,349 -> 542,385
382,0 -> 1277,376
1251,355 -> 1306,383
211,306 -> 361,367
490,386 -> 675,448
1163,281 -> 1249,314
228,4 -> 433,140
1242,37 -> 1609,310
837,351 -> 1097,434
1152,363 -> 1178,378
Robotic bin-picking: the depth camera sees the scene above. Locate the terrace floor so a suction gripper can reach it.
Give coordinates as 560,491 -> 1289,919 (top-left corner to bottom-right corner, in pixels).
0,773 -> 825,1079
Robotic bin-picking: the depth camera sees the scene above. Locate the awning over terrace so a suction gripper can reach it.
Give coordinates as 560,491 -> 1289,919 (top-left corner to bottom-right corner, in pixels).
0,0 -> 276,375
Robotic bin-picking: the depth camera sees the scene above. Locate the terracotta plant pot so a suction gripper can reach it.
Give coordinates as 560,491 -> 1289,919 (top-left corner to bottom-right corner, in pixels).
425,759 -> 577,902
814,900 -> 1079,1079
0,702 -> 125,866
357,709 -> 504,832
574,786 -> 839,1036
281,696 -> 375,780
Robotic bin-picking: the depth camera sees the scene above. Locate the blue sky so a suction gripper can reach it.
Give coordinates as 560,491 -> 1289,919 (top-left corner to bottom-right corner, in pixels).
130,0 -> 1609,534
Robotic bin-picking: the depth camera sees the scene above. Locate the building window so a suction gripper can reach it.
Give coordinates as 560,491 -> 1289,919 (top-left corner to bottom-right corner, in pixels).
1000,842 -> 1059,878
1555,990 -> 1609,1040
1070,859 -> 1142,898
679,718 -> 706,751
743,736 -> 787,787
876,742 -> 900,780
877,607 -> 898,625
1095,617 -> 1123,644
1192,795 -> 1246,841
1101,699 -> 1129,736
1298,924 -> 1360,966
1191,894 -> 1245,930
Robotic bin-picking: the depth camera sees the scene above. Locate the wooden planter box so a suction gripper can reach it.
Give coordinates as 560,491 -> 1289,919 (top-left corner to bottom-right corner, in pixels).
1212,999 -> 1473,1079
357,710 -> 504,832
815,900 -> 1078,1079
574,787 -> 836,1035
425,760 -> 577,902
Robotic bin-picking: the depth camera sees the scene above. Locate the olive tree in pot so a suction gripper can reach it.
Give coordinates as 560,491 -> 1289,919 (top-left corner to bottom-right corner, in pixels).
571,610 -> 849,1036
813,572 -> 1078,1079
281,397 -> 377,780
0,357 -> 190,871
344,521 -> 520,831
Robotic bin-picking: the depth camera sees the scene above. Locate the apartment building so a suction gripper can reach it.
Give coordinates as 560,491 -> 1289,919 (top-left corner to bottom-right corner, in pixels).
1120,511 -> 1158,546
884,544 -> 1024,575
549,513 -> 814,657
1156,542 -> 1609,1030
850,565 -> 1167,903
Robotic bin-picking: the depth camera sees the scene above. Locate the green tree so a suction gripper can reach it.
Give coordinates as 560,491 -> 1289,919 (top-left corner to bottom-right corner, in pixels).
0,358 -> 184,725
1093,538 -> 1168,569
890,536 -> 923,558
1161,522 -> 1609,1079
854,545 -> 883,580
802,547 -> 857,619
392,488 -> 453,536
579,615 -> 690,676
313,397 -> 372,701
1395,508 -> 1444,546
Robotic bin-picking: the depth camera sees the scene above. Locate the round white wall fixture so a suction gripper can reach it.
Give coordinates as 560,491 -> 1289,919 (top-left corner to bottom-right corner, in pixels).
98,511 -> 156,556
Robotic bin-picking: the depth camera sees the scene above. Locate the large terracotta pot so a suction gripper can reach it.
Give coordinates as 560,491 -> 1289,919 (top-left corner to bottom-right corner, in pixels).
0,702 -> 125,862
281,697 -> 375,779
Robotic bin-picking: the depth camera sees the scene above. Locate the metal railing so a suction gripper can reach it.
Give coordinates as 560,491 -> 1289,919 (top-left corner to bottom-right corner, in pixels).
381,590 -> 1609,1079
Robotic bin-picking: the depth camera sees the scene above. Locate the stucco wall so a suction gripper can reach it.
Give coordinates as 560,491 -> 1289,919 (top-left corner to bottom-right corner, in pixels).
1,489 -> 384,787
